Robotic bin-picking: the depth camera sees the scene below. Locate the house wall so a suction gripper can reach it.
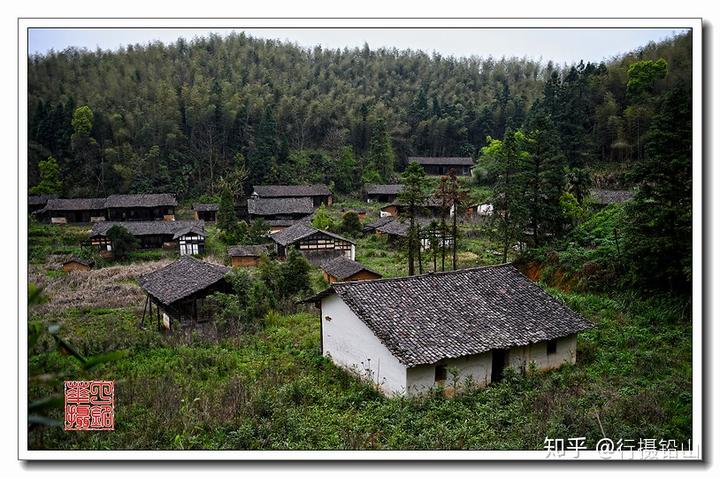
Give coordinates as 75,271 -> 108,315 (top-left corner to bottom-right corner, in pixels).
347,270 -> 382,282
405,335 -> 577,396
321,294 -> 407,396
231,256 -> 260,267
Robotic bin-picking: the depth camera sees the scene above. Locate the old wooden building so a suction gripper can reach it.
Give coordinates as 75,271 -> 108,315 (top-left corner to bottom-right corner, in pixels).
28,194 -> 57,215
269,222 -> 355,265
228,244 -> 269,267
304,264 -> 593,397
138,256 -> 232,331
408,157 -> 475,176
364,184 -> 403,203
247,196 -> 314,233
321,256 -> 382,283
105,194 -> 177,221
39,198 -> 107,223
193,203 -> 219,222
252,184 -> 332,207
89,220 -> 206,255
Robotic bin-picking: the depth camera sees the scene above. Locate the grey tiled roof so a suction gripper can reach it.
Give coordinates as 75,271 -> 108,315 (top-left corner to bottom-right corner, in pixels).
138,256 -> 230,306
90,220 -> 205,237
270,222 -> 355,247
321,256 -> 381,281
228,244 -> 269,257
41,198 -> 107,211
28,194 -> 58,205
376,219 -> 410,237
252,184 -> 331,198
365,184 -> 403,195
247,197 -> 315,216
307,264 -> 593,366
192,203 -> 219,212
362,216 -> 396,232
408,157 -> 474,166
105,193 -> 177,208
589,189 -> 635,205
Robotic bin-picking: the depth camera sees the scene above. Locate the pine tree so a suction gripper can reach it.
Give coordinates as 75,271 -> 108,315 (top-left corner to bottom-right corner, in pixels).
398,161 -> 431,275
30,156 -> 63,195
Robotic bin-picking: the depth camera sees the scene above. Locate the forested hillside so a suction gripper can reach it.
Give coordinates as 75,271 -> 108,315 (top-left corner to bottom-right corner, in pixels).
28,31 -> 691,198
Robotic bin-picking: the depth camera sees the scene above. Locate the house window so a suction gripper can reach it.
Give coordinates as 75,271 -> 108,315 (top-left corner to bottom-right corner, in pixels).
434,364 -> 447,384
547,339 -> 558,355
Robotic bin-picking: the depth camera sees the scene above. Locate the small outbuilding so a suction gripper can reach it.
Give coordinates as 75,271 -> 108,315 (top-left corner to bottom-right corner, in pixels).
138,256 -> 232,331
193,203 -> 219,222
304,264 -> 593,397
364,184 -> 403,204
228,244 -> 269,267
321,256 -> 382,283
62,257 -> 94,272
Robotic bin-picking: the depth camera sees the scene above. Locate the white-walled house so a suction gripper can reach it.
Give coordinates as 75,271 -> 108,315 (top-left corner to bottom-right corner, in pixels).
305,264 -> 593,397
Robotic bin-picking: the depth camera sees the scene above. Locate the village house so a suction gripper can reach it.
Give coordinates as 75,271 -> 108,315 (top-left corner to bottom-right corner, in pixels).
192,203 -> 219,222
252,184 -> 333,207
362,216 -> 396,234
89,220 -> 206,255
269,222 -> 355,265
305,264 -> 592,397
380,196 -> 447,218
321,256 -> 382,284
39,198 -> 107,223
408,156 -> 475,176
28,194 -> 57,215
589,188 -> 635,206
62,257 -> 94,272
138,256 -> 232,331
105,193 -> 177,221
247,196 -> 315,233
364,184 -> 403,204
228,244 -> 269,267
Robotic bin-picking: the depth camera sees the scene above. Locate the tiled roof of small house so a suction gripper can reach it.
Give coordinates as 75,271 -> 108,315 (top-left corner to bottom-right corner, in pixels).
363,216 -> 396,232
192,203 -> 219,212
376,219 -> 410,237
228,244 -> 269,257
589,189 -> 635,205
365,184 -> 403,196
270,222 -> 355,247
28,194 -> 58,206
408,156 -> 475,166
41,197 -> 107,212
90,220 -> 205,237
63,257 -> 94,267
321,256 -> 381,281
247,196 -> 315,216
305,264 -> 593,366
105,193 -> 177,208
138,256 -> 230,306
252,184 -> 331,198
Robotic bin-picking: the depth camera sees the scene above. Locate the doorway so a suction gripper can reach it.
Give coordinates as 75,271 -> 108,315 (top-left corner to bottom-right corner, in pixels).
491,349 -> 508,383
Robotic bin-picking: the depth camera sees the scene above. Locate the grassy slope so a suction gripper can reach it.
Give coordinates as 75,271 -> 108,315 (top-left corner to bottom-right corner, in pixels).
27,206 -> 692,450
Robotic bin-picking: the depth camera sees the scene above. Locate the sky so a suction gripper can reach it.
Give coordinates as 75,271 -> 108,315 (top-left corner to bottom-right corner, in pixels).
28,28 -> 687,65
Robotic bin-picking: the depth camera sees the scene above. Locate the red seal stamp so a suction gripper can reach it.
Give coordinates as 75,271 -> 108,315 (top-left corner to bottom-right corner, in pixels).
64,381 -> 114,431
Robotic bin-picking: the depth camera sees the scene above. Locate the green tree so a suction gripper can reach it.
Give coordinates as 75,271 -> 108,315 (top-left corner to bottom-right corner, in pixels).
217,186 -> 238,233
311,203 -> 334,230
281,247 -> 312,297
623,83 -> 691,292
30,156 -> 63,195
106,225 -> 138,261
398,161 -> 431,275
340,211 -> 362,237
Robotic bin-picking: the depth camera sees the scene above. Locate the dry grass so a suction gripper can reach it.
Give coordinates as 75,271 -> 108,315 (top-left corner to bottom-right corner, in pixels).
30,259 -> 175,314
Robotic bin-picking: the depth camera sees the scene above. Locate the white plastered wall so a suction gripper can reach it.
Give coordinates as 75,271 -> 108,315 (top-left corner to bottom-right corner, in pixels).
321,294 -> 407,396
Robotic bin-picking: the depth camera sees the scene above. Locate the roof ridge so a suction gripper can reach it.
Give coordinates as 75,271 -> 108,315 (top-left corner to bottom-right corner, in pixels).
333,262 -> 514,288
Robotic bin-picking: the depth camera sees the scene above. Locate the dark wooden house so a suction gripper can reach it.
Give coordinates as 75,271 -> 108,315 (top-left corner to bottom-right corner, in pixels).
321,256 -> 382,283
408,157 -> 474,176
105,194 -> 177,221
28,194 -> 57,215
138,256 -> 232,331
269,222 -> 355,265
252,184 -> 332,207
228,244 -> 269,267
364,184 -> 403,203
247,196 -> 315,233
89,220 -> 206,255
39,198 -> 107,223
193,203 -> 219,222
